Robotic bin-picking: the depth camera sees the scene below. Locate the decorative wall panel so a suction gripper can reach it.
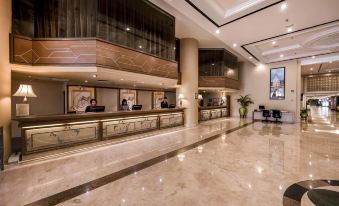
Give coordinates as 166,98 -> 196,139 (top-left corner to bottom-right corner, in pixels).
306,74 -> 339,92
199,76 -> 240,90
10,35 -> 178,79
12,0 -> 175,61
199,107 -> 228,121
25,122 -> 100,153
103,116 -> 158,138
159,113 -> 184,128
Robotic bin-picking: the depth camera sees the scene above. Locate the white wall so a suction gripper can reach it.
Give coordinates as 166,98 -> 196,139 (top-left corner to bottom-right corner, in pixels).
231,60 -> 301,120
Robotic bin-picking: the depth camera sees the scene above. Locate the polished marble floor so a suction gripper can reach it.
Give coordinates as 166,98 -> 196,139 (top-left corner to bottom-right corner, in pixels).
0,107 -> 338,206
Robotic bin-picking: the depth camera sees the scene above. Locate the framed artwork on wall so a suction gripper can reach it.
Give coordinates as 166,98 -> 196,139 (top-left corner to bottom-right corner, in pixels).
270,67 -> 285,100
68,86 -> 95,112
119,89 -> 137,110
153,91 -> 165,109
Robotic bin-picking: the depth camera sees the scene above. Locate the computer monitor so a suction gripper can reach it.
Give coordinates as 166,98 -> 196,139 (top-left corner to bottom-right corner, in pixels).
169,104 -> 176,108
259,105 -> 265,110
132,105 -> 142,110
86,106 -> 105,112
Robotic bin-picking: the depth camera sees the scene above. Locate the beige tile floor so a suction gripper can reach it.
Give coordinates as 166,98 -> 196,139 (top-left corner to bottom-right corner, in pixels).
60,107 -> 338,206
0,117 -> 249,206
0,107 -> 338,206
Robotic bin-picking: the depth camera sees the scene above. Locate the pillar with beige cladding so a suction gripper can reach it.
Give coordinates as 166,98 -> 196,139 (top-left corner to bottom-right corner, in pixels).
0,0 -> 12,163
176,38 -> 199,127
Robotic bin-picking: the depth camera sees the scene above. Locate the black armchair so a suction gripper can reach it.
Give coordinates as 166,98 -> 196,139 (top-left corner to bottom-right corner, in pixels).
262,110 -> 271,122
272,110 -> 282,123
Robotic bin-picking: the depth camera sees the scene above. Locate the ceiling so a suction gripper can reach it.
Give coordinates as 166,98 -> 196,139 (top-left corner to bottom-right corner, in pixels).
11,65 -> 178,91
301,60 -> 339,76
154,0 -> 339,64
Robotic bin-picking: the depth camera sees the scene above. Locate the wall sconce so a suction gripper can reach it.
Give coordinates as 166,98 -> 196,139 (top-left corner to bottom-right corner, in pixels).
12,84 -> 37,116
198,94 -> 203,100
178,94 -> 184,107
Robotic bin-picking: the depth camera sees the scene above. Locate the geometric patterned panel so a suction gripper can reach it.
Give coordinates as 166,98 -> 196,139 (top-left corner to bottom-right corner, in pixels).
10,35 -> 178,79
199,76 -> 240,90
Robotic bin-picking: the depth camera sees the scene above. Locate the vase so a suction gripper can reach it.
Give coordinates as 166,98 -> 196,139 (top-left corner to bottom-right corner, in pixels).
239,107 -> 247,118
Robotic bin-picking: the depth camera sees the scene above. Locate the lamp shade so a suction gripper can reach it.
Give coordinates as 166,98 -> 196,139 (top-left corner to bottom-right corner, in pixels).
178,94 -> 184,100
13,84 -> 37,98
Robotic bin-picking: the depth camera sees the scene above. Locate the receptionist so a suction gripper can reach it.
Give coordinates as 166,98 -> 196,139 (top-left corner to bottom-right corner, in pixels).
85,99 -> 97,112
161,97 -> 169,109
120,99 -> 130,111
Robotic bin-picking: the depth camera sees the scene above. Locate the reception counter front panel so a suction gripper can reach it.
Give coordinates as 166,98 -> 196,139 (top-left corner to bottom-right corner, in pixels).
15,109 -> 184,154
199,106 -> 228,121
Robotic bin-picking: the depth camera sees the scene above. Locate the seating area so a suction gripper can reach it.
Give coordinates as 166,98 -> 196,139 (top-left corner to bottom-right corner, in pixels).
253,105 -> 295,123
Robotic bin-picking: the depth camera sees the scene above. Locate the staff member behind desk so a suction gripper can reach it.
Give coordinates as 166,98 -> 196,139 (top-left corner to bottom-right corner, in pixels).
161,97 -> 169,109
85,99 -> 105,112
120,99 -> 130,111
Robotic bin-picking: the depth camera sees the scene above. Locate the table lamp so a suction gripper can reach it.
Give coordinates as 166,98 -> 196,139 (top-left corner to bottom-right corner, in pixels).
12,84 -> 37,116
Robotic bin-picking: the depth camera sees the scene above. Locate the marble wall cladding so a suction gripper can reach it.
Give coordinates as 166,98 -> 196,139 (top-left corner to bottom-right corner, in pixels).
159,113 -> 184,128
25,123 -> 99,153
103,116 -> 158,138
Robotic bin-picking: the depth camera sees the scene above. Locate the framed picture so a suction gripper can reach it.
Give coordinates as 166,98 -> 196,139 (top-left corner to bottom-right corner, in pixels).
153,91 -> 165,109
68,86 -> 95,112
270,67 -> 285,100
119,89 -> 137,110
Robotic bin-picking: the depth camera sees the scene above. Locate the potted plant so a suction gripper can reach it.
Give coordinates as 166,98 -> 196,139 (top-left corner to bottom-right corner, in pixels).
236,95 -> 254,118
300,108 -> 308,121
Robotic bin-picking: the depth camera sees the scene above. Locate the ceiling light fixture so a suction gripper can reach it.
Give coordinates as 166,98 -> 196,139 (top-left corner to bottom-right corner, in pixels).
312,56 -> 315,59
329,61 -> 332,63
215,29 -> 220,34
233,43 -> 237,47
249,56 -> 253,59
280,54 -> 284,58
310,68 -> 313,71
138,45 -> 143,49
272,41 -> 276,45
120,78 -> 124,81
281,3 -> 287,11
126,27 -> 130,31
84,80 -> 88,83
92,74 -> 97,78
287,27 -> 293,33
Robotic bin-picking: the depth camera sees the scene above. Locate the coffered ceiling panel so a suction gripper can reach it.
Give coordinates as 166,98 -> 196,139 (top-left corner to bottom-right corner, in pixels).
244,21 -> 339,63
187,0 -> 282,26
301,60 -> 339,75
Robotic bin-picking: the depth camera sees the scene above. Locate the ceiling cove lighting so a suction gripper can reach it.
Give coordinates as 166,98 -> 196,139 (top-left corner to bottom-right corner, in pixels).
215,29 -> 220,34
281,3 -> 288,11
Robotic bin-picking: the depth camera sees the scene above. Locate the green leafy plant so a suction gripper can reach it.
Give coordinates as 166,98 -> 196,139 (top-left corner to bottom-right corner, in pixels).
300,108 -> 308,120
236,95 -> 254,118
236,95 -> 254,107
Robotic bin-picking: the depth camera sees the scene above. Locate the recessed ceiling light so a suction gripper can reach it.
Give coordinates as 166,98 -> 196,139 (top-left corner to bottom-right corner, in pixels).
287,27 -> 293,33
281,3 -> 287,11
312,56 -> 315,59
280,54 -> 284,58
272,41 -> 276,45
138,45 -> 143,49
233,43 -> 237,47
215,29 -> 220,34
310,68 -> 313,71
126,27 -> 130,31
249,56 -> 253,59
84,80 -> 88,83
211,63 -> 215,66
329,61 -> 332,63
92,74 -> 97,78
120,78 -> 124,81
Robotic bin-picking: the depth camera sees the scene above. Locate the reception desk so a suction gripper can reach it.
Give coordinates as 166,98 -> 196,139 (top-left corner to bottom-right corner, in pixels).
199,106 -> 228,121
252,110 -> 295,123
14,109 -> 184,154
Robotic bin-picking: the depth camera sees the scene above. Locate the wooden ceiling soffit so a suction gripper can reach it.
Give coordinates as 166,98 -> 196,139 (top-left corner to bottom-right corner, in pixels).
10,35 -> 178,79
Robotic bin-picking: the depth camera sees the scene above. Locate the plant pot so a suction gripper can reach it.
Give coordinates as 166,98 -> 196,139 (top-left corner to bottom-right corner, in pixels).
239,107 -> 247,118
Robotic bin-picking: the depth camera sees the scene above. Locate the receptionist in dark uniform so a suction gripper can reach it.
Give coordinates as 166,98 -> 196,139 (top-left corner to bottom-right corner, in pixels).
120,99 -> 130,111
161,97 -> 169,109
85,99 -> 97,112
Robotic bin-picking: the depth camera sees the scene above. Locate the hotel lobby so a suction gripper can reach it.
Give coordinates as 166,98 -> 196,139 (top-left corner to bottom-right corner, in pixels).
0,0 -> 338,205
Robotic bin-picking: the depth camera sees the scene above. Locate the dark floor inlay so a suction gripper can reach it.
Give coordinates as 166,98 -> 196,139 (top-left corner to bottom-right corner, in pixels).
283,179 -> 339,206
25,121 -> 253,206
